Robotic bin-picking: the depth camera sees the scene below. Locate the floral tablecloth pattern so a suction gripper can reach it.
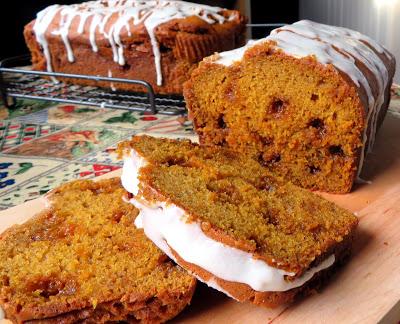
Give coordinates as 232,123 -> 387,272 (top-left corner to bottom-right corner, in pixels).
0,100 -> 195,209
0,85 -> 399,210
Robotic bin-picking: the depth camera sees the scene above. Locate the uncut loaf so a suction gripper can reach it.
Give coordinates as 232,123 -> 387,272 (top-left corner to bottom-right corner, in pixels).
24,0 -> 246,94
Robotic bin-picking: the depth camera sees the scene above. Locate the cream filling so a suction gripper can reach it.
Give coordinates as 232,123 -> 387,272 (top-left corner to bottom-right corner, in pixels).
122,194 -> 235,299
121,150 -> 335,292
121,150 -> 147,196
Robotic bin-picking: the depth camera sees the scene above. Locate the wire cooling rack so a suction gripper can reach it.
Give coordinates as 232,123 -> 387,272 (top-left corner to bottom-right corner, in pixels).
0,24 -> 285,115
0,55 -> 186,115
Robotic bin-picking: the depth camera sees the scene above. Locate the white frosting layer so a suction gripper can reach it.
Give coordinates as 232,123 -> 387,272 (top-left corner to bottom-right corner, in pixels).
214,20 -> 392,177
121,150 -> 336,293
214,39 -> 261,66
33,0 -> 235,86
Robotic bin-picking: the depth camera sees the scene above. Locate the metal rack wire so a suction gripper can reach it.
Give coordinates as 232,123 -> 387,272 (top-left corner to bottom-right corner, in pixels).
0,24 -> 285,116
0,55 -> 186,115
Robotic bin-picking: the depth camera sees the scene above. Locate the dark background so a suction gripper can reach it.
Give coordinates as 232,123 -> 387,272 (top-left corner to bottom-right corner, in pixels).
251,1 -> 299,39
0,1 -> 299,60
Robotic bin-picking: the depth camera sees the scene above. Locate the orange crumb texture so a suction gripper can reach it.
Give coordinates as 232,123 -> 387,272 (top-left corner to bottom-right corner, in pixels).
183,41 -> 395,193
0,178 -> 195,323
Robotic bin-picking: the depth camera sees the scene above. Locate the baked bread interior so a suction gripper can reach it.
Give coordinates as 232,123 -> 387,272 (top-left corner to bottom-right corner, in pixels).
183,20 -> 396,193
0,178 -> 196,323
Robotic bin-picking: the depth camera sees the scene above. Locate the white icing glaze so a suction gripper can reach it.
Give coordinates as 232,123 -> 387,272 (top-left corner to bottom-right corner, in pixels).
52,7 -> 76,63
33,0 -> 235,86
124,192 -> 236,298
121,150 -> 336,293
215,39 -> 261,66
132,199 -> 335,292
33,4 -> 61,83
214,20 -> 392,176
89,14 -> 101,52
107,69 -> 116,91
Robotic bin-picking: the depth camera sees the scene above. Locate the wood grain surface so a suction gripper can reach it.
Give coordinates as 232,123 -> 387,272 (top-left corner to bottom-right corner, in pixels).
1,113 -> 399,324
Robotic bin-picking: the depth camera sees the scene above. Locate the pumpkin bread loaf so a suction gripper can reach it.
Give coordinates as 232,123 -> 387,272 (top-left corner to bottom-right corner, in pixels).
0,178 -> 196,323
118,136 -> 358,307
24,0 -> 246,95
183,20 -> 396,193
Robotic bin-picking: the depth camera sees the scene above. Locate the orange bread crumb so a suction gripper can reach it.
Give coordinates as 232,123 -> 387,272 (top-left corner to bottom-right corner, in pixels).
183,22 -> 396,193
0,178 -> 196,323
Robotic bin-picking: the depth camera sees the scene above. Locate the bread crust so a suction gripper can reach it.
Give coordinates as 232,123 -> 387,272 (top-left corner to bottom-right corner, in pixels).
4,285 -> 196,324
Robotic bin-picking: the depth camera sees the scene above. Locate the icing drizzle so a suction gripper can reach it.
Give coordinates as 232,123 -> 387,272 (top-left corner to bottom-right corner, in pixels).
33,0 -> 235,86
215,20 -> 393,176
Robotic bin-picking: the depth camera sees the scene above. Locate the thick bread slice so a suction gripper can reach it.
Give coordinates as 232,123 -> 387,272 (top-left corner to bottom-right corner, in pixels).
119,135 -> 358,307
0,178 -> 196,323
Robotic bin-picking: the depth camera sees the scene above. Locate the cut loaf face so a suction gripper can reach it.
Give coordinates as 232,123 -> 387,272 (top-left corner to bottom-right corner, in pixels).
183,20 -> 396,193
119,136 -> 358,307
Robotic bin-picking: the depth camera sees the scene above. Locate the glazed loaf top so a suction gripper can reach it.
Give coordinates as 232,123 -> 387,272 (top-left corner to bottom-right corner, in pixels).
212,20 -> 396,177
29,0 -> 244,86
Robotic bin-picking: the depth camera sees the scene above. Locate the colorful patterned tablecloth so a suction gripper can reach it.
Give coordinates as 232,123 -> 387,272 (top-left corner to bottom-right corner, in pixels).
0,85 -> 399,210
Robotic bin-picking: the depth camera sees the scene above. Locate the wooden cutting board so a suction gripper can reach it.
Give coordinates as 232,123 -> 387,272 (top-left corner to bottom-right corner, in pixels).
1,113 -> 400,324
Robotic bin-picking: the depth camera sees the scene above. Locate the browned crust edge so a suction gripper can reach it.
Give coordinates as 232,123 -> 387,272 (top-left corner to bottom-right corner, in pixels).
3,282 -> 196,324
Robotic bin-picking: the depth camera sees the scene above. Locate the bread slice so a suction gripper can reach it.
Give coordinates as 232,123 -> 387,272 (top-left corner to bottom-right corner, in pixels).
0,178 -> 196,323
118,135 -> 358,307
